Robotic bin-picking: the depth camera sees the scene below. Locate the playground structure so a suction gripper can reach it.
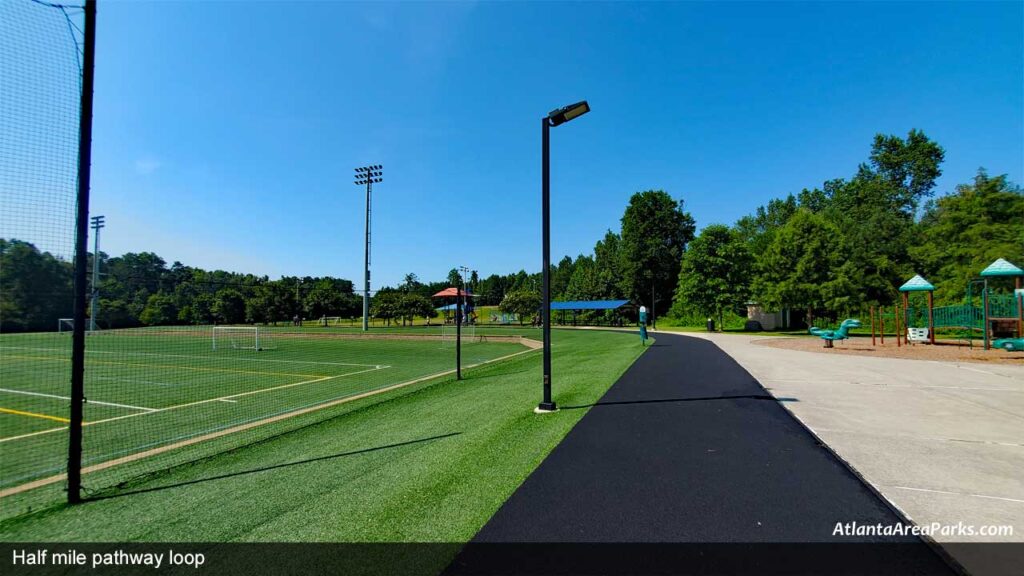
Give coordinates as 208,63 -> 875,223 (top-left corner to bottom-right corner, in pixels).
810,318 -> 861,348
870,258 -> 1024,350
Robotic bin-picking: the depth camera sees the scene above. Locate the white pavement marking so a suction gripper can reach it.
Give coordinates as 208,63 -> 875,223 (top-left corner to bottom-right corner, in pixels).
0,387 -> 157,412
887,485 -> 1024,504
806,426 -> 1024,448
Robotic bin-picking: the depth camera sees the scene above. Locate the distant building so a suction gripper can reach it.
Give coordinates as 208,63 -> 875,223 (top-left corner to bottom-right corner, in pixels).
746,302 -> 793,330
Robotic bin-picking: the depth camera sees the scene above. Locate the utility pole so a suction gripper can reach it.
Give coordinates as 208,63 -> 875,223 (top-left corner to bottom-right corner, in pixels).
89,215 -> 104,331
354,165 -> 382,331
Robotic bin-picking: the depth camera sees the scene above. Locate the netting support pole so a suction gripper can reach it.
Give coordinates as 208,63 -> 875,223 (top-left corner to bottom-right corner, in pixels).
69,0 -> 97,505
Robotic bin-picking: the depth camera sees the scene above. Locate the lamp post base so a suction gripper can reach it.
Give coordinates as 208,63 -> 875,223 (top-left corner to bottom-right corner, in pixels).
535,402 -> 558,413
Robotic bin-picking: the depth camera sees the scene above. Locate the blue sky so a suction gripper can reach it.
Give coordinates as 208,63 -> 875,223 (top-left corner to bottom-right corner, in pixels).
81,1 -> 1022,288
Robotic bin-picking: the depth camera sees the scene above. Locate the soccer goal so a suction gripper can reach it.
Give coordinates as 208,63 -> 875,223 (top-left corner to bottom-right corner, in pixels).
441,323 -> 477,348
212,326 -> 276,351
319,316 -> 344,327
58,318 -> 102,333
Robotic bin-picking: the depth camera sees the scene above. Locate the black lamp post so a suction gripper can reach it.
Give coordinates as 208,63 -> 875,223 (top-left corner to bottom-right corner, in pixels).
538,100 -> 590,413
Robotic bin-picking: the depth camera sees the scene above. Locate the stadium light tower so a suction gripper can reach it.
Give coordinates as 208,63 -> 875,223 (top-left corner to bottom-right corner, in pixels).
538,101 -> 590,413
89,215 -> 105,331
354,165 -> 382,331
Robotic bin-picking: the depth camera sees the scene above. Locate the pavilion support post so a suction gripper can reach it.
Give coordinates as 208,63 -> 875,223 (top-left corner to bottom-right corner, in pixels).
897,303 -> 905,348
1016,277 -> 1022,339
983,281 -> 990,350
870,306 -> 876,346
928,291 -> 935,345
880,309 -> 885,345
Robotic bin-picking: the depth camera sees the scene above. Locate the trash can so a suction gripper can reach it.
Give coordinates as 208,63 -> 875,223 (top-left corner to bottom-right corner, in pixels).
706,318 -> 715,332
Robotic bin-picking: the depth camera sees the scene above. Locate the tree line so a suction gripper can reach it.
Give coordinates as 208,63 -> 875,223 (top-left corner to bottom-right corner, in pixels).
675,131 -> 1022,327
0,245 -> 363,332
451,129 -> 1021,329
2,130 -> 1020,333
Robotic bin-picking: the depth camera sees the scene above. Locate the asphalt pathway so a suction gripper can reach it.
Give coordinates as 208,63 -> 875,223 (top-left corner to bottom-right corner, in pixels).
447,332 -> 959,575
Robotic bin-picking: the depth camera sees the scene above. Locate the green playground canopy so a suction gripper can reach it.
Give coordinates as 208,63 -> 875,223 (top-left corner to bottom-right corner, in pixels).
980,258 -> 1024,277
899,274 -> 935,292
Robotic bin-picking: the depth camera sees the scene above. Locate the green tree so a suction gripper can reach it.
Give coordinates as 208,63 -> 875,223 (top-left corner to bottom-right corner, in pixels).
551,255 -> 575,300
303,278 -> 351,319
397,294 -> 434,326
564,256 -> 601,301
245,286 -> 274,325
212,288 -> 247,324
619,190 -> 696,316
499,288 -> 541,326
178,293 -> 214,325
673,225 -> 753,329
867,128 -> 945,210
401,273 -> 420,293
734,195 -> 799,258
0,239 -> 73,332
370,291 -> 401,326
910,169 -> 1024,303
754,210 -> 850,325
593,231 -> 625,299
446,268 -> 462,287
139,293 -> 178,326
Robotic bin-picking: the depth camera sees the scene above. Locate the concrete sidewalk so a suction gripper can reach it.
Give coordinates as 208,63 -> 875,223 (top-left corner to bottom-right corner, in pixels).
690,332 -> 1024,576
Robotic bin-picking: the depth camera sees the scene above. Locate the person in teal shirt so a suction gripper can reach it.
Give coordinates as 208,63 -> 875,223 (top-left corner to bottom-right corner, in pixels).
639,305 -> 648,345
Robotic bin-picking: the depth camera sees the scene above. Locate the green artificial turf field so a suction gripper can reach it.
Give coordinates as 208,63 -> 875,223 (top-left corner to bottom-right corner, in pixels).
0,329 -> 646,570
0,327 -> 527,517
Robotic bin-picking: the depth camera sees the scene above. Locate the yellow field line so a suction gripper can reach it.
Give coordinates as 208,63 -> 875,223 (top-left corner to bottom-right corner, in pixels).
2,354 -> 321,378
0,407 -> 70,424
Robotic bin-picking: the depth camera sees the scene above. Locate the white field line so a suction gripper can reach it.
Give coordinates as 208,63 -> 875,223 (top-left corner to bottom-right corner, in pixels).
82,366 -> 388,425
0,388 -> 157,412
95,376 -> 182,387
0,365 -> 387,444
2,353 -> 323,379
0,346 -> 538,497
0,345 -> 379,368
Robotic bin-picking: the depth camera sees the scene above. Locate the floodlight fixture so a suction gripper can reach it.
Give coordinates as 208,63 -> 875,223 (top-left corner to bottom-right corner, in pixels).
546,100 -> 590,127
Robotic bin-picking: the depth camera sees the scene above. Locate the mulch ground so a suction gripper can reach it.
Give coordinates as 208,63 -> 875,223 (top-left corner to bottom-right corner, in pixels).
757,335 -> 1024,365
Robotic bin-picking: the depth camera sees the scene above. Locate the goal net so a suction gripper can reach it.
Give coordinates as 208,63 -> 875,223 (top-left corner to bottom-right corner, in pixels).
319,316 -> 345,327
212,326 -> 277,351
58,318 -> 99,333
441,323 -> 477,348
